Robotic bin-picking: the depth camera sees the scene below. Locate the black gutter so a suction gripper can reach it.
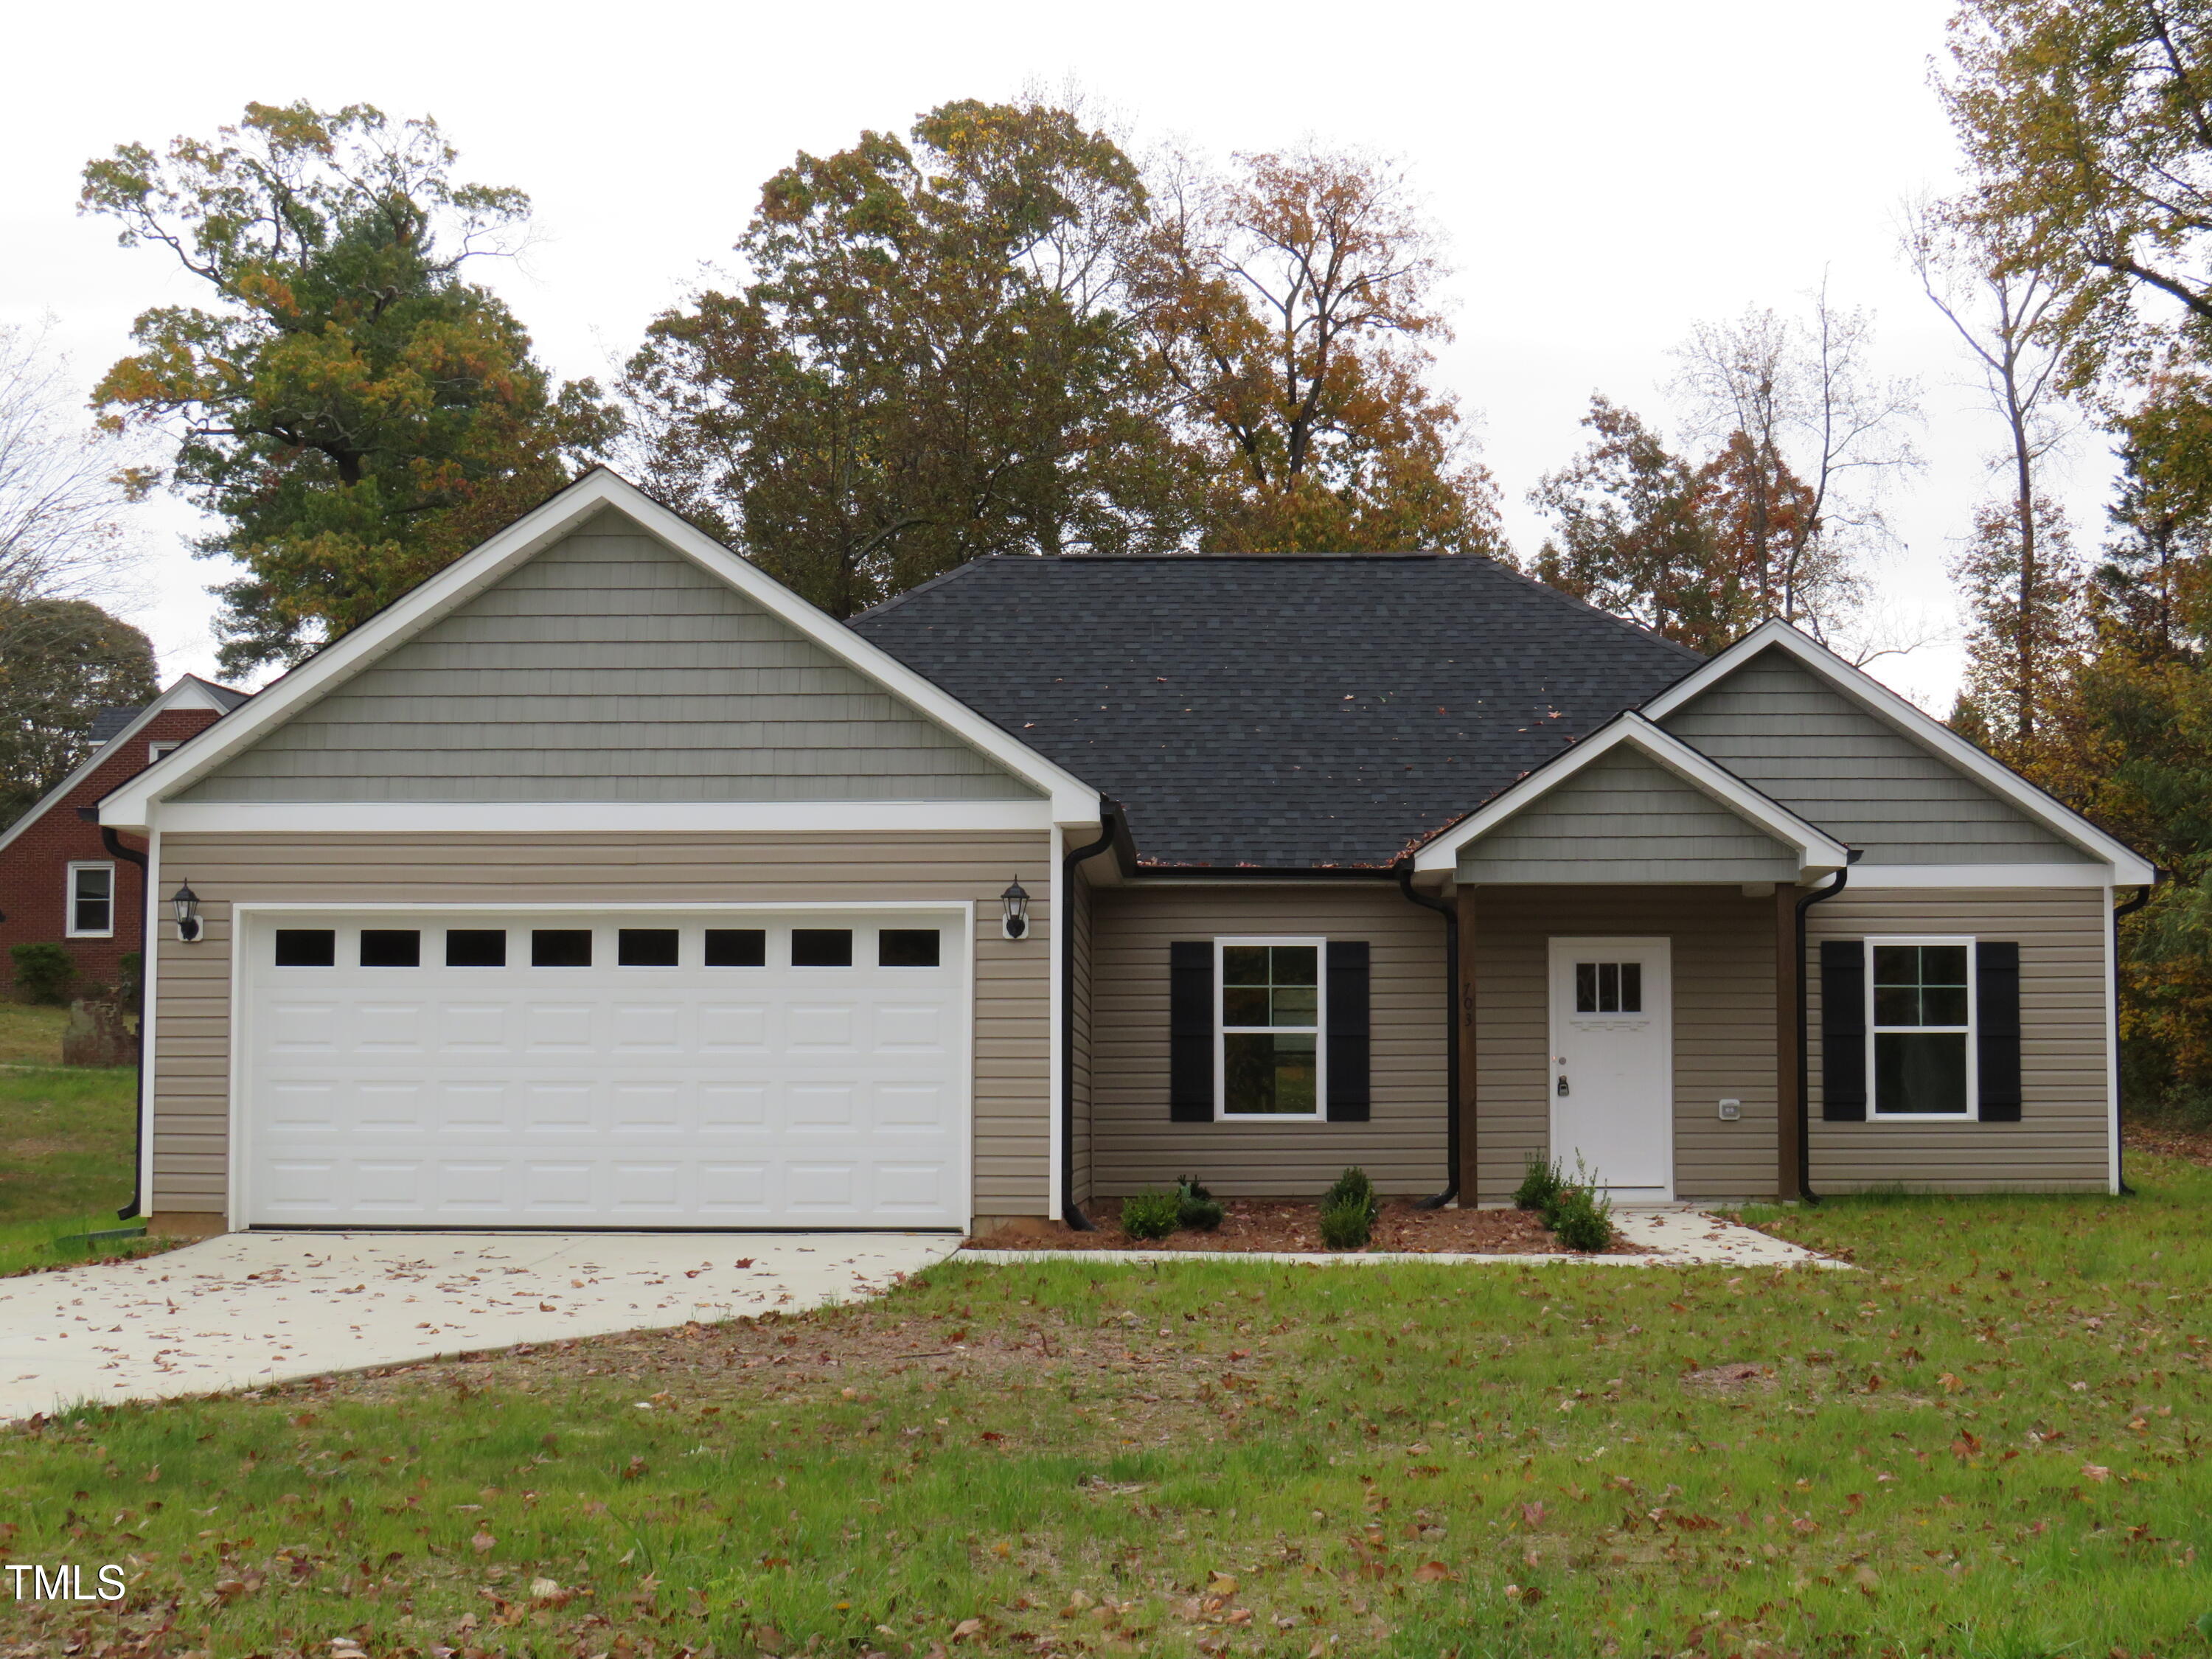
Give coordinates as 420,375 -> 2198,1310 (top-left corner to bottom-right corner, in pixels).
2112,881 -> 2155,1197
98,824 -> 151,1222
1128,867 -> 1397,882
1395,861 -> 1459,1210
1792,861 -> 1855,1206
1060,806 -> 1121,1232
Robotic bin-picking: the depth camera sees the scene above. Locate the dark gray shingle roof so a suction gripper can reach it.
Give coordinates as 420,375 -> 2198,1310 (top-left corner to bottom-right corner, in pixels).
88,706 -> 142,744
849,554 -> 1705,868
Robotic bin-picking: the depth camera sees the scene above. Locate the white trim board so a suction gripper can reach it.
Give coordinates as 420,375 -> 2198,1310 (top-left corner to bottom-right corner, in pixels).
102,470 -> 1102,832
146,800 -> 1060,835
1641,621 -> 2155,886
1411,711 -> 1849,876
0,676 -> 243,858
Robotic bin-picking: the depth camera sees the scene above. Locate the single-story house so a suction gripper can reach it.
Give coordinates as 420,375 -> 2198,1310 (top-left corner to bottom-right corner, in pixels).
97,470 -> 2154,1235
0,676 -> 248,1001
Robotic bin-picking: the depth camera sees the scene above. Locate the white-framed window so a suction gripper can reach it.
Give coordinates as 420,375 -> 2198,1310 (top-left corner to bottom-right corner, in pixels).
1216,936 -> 1325,1119
66,861 -> 116,939
1867,936 -> 1975,1119
148,740 -> 180,763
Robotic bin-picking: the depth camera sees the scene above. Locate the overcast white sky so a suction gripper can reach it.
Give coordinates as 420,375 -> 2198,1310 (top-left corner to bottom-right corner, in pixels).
1,0 -> 2116,709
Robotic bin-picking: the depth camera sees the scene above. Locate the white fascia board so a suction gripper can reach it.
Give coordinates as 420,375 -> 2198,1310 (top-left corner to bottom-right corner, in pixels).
103,470 -> 1102,831
1641,620 -> 2157,886
0,677 -> 237,858
1411,712 -> 1850,875
1838,862 -> 2118,889
149,799 -> 1060,835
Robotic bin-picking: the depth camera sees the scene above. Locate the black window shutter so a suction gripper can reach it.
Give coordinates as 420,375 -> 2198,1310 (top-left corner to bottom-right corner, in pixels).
1325,940 -> 1371,1122
1820,939 -> 1867,1121
1976,941 -> 2023,1121
1169,942 -> 1214,1121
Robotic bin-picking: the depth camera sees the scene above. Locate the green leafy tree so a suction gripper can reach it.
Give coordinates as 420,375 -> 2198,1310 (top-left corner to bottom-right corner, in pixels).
0,599 -> 158,827
1949,493 -> 2088,759
80,101 -> 616,673
1941,0 -> 2212,392
624,100 -> 1199,617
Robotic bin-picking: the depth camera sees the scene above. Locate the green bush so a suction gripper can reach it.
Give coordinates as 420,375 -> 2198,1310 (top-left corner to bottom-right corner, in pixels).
1546,1183 -> 1616,1253
1318,1192 -> 1373,1251
1119,1189 -> 1182,1240
1322,1166 -> 1379,1223
116,952 -> 143,1014
9,945 -> 75,1007
1175,1177 -> 1223,1231
1513,1152 -> 1565,1212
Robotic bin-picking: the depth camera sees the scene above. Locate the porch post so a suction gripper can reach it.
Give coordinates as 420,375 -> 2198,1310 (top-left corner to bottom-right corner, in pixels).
1774,886 -> 1803,1200
1457,888 -> 1480,1203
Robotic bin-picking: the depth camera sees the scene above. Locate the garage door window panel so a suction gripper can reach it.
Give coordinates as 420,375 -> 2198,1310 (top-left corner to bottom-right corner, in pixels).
705,928 -> 766,967
532,929 -> 594,968
618,928 -> 680,967
360,929 -> 420,967
792,928 -> 853,967
274,929 -> 336,967
879,928 -> 941,968
445,929 -> 507,967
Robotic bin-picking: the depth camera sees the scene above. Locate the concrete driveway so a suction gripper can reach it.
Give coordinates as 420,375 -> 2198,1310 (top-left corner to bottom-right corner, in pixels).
0,1231 -> 961,1422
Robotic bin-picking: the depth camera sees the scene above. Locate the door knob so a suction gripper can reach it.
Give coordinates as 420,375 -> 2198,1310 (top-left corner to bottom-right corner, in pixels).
1557,1075 -> 1570,1096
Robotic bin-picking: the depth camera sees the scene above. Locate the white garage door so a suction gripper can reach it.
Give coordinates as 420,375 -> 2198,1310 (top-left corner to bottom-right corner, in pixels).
238,908 -> 970,1230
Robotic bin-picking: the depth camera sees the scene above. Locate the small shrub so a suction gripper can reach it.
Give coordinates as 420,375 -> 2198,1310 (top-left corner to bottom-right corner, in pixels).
10,944 -> 75,1006
1513,1152 -> 1565,1213
1176,1177 -> 1223,1231
1323,1166 -> 1379,1224
1120,1189 -> 1182,1240
1318,1193 -> 1372,1251
1546,1181 -> 1616,1253
116,951 -> 144,1014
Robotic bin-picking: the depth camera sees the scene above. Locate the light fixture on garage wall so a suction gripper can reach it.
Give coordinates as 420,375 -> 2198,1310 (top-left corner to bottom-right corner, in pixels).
1001,877 -> 1031,941
171,879 -> 203,944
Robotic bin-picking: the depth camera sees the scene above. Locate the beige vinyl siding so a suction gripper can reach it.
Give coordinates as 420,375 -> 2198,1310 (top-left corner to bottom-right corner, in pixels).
147,830 -> 1053,1221
1469,887 -> 1780,1204
1088,885 -> 1448,1197
178,510 -> 1037,804
1069,865 -> 1096,1206
1805,887 -> 2111,1192
1456,747 -> 1799,885
1659,648 -> 2091,866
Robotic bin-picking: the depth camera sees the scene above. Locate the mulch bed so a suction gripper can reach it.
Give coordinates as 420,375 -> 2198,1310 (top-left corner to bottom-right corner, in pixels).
969,1197 -> 1593,1255
2125,1123 -> 2212,1166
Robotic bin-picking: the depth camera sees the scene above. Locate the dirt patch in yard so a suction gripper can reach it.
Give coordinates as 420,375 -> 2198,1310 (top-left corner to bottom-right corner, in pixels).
970,1197 -> 1621,1254
1680,1360 -> 1781,1396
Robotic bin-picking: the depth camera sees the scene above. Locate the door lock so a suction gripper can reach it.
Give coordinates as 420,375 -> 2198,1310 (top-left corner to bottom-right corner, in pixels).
1557,1075 -> 1570,1096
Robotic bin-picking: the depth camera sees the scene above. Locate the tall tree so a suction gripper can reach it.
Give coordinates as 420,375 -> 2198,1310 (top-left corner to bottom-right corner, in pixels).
0,324 -> 145,606
1905,199 -> 2078,740
1669,288 -> 1919,642
1531,397 -> 1752,650
624,100 -> 1197,618
1941,0 -> 2212,392
1133,145 -> 1501,555
81,100 -> 614,673
0,600 -> 158,828
1950,493 -> 2088,757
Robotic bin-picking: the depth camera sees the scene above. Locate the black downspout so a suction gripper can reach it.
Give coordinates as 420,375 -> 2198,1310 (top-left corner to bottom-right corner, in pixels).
1793,863 -> 1853,1206
1060,807 -> 1119,1232
2112,883 -> 2154,1197
1396,862 -> 1459,1210
100,825 -> 150,1222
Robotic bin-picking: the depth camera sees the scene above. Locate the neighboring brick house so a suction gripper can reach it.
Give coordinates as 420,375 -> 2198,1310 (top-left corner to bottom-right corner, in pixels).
0,677 -> 250,998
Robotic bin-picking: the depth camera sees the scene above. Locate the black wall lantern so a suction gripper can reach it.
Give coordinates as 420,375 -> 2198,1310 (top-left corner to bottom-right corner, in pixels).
172,878 -> 202,944
1000,877 -> 1031,941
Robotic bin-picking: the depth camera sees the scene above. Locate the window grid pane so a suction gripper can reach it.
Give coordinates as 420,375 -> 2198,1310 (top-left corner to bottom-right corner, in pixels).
1573,960 -> 1643,1015
1871,941 -> 1973,1115
1221,945 -> 1318,1032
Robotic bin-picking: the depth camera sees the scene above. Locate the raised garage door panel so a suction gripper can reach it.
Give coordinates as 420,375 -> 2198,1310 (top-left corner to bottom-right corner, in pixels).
241,910 -> 970,1228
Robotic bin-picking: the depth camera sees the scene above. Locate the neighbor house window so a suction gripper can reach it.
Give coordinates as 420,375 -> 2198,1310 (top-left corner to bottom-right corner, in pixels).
66,862 -> 114,939
1868,939 -> 1974,1117
1217,938 -> 1324,1118
148,740 -> 180,763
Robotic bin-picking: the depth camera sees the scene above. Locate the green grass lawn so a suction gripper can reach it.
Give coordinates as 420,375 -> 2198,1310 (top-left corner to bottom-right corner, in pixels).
0,1004 -> 156,1273
0,1163 -> 2205,1656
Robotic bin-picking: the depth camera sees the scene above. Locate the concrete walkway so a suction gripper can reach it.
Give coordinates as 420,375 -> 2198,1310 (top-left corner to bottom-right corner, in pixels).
963,1206 -> 1842,1269
0,1231 -> 960,1422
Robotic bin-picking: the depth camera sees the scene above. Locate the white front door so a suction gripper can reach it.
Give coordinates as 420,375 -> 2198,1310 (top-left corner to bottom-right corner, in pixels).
237,908 -> 972,1231
1547,936 -> 1673,1201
